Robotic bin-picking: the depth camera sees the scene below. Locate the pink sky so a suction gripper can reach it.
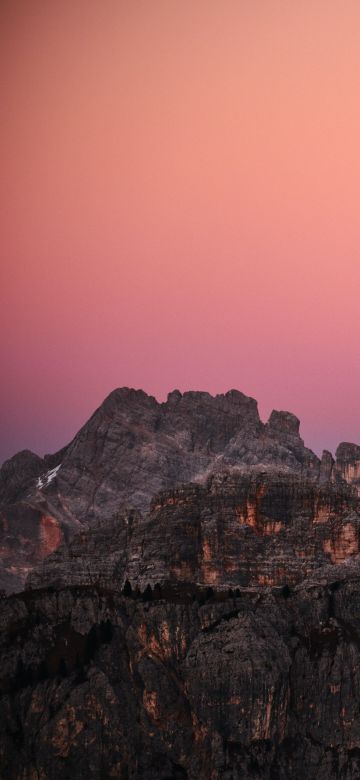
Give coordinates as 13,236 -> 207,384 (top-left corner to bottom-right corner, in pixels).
1,0 -> 360,463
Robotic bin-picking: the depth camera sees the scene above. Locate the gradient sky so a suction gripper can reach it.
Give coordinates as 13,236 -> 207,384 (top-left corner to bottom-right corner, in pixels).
1,0 -> 360,463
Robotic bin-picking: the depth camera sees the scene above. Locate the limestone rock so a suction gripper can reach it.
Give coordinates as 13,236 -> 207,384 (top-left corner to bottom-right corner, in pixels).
2,566 -> 360,777
0,388 -> 321,591
28,470 -> 360,594
1,387 -> 360,593
2,387 -> 360,776
335,442 -> 360,495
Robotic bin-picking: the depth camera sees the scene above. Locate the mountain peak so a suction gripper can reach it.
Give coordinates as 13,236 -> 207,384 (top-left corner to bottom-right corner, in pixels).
0,387 -> 359,593
267,410 -> 301,437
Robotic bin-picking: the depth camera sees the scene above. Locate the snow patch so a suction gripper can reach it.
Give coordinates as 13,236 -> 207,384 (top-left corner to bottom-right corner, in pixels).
37,464 -> 61,489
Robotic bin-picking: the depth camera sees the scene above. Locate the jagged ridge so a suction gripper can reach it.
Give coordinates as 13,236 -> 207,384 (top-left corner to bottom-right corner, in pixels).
1,387 -> 360,592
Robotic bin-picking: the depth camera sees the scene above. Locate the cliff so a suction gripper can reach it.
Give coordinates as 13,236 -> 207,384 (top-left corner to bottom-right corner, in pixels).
2,388 -> 360,777
2,563 -> 360,778
27,470 -> 360,593
1,387 -> 360,592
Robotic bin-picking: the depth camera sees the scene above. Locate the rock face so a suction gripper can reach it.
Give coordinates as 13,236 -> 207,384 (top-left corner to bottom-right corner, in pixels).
3,388 -> 360,776
0,388 -> 315,591
2,564 -> 360,778
2,386 -> 360,592
28,470 -> 360,593
335,443 -> 360,495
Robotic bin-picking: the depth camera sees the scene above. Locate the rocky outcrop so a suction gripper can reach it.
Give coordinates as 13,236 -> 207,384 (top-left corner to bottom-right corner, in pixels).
0,450 -> 45,505
319,450 -> 335,484
2,563 -> 360,778
0,388 -> 316,591
3,389 -> 360,776
1,387 -> 360,593
28,471 -> 360,594
335,443 -> 360,495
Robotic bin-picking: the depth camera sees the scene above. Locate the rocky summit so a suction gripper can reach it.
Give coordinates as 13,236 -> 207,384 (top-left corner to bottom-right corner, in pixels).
2,389 -> 360,778
1,387 -> 360,593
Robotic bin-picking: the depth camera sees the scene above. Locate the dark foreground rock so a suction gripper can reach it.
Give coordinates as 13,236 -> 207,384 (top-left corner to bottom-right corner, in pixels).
2,563 -> 360,779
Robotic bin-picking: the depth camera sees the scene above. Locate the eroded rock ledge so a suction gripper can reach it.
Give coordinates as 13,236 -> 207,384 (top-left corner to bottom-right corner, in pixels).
27,470 -> 360,594
2,387 -> 360,592
2,562 -> 360,778
2,389 -> 360,777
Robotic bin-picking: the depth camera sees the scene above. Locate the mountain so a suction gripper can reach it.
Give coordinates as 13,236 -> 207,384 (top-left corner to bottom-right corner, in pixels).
2,388 -> 360,777
1,387 -> 360,593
